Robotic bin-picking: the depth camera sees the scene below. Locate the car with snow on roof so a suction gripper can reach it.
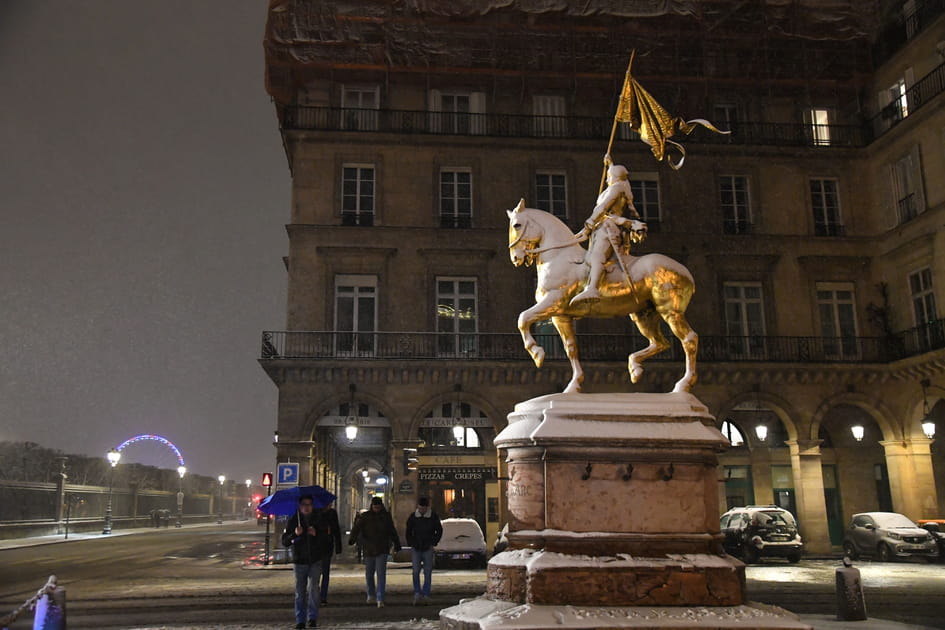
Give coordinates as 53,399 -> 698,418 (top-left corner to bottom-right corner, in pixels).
720,505 -> 803,564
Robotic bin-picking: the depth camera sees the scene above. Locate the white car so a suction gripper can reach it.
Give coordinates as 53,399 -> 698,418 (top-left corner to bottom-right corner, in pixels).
435,518 -> 487,569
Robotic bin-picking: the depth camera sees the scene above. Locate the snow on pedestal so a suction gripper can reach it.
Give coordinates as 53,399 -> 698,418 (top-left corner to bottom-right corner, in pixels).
440,392 -> 811,630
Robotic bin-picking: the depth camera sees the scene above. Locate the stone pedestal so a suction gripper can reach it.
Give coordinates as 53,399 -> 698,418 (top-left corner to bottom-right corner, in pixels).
440,392 -> 810,630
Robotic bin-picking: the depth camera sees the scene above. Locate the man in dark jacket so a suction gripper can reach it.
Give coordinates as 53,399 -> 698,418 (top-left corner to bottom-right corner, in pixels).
318,503 -> 343,605
348,496 -> 401,607
405,496 -> 443,605
282,495 -> 331,628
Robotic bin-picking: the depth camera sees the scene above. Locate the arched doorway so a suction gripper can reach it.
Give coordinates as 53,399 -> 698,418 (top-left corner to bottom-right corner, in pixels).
926,399 -> 945,511
415,398 -> 498,544
720,400 -> 793,510
316,399 -> 391,531
820,404 -> 889,529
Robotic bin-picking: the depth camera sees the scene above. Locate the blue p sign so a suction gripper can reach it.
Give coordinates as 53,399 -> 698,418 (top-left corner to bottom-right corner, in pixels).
277,462 -> 299,486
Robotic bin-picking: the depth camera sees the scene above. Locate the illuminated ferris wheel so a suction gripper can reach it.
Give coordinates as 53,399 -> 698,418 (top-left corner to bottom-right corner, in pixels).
113,434 -> 186,473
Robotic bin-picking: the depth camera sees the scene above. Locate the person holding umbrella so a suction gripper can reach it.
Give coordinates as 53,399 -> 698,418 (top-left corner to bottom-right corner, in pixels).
348,496 -> 402,607
282,494 -> 332,629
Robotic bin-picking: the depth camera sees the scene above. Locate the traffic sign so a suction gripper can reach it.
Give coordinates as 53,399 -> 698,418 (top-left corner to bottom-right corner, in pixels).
261,472 -> 273,487
277,462 -> 299,486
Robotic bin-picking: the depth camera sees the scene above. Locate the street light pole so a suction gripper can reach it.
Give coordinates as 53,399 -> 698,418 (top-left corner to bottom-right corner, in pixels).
217,475 -> 225,524
102,448 -> 121,535
176,465 -> 186,528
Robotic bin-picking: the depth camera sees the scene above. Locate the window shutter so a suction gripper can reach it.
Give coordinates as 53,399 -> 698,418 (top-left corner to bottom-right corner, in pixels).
911,143 -> 925,215
428,89 -> 441,133
884,164 -> 899,230
470,91 -> 487,135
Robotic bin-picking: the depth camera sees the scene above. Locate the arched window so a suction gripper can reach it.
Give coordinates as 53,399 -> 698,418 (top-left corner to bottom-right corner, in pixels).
418,401 -> 486,450
721,420 -> 746,447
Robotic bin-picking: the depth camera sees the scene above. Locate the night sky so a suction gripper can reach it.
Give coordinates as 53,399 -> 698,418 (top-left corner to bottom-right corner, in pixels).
0,1 -> 290,479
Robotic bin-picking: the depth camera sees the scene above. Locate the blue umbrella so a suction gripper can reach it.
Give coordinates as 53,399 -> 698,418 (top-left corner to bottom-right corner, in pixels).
257,485 -> 336,516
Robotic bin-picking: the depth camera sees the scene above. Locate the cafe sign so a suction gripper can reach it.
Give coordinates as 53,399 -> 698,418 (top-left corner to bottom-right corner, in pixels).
418,467 -> 497,481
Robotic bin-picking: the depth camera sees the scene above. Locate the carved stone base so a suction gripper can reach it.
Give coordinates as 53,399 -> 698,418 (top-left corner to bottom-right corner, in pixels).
440,598 -> 812,630
487,549 -> 744,607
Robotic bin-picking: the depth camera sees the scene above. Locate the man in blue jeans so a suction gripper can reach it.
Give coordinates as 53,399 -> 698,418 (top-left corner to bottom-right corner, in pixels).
405,496 -> 443,605
348,496 -> 401,607
282,495 -> 332,628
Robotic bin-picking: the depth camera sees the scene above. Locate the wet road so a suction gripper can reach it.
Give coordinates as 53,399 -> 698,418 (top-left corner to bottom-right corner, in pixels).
1,523 -> 943,628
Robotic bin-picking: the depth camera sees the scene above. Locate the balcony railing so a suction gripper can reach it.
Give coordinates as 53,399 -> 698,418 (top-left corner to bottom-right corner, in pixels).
866,61 -> 945,140
260,320 -> 945,364
872,0 -> 945,65
282,106 -> 869,148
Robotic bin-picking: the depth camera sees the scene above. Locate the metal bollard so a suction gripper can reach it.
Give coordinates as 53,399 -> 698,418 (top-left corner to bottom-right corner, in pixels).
835,556 -> 867,621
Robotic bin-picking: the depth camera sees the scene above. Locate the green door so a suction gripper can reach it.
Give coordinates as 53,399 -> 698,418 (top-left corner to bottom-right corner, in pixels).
822,465 -> 844,546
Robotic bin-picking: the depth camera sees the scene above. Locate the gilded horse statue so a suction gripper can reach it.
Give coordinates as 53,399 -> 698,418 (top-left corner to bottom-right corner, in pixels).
507,199 -> 698,394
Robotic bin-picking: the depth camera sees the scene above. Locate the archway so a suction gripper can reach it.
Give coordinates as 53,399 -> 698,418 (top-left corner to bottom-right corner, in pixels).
718,397 -> 794,513
316,400 -> 392,530
820,404 -> 888,529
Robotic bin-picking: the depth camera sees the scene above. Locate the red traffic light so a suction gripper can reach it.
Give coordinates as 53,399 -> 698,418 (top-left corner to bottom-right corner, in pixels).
261,472 -> 273,487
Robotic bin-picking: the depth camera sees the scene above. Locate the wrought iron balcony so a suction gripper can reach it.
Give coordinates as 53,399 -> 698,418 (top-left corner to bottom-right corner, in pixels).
260,320 -> 945,364
281,106 -> 869,148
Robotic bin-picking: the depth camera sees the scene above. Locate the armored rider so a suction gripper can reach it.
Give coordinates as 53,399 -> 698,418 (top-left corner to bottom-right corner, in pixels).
570,155 -> 643,305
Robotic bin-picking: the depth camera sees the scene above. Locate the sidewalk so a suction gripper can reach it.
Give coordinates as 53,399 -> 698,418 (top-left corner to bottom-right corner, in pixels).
0,519 -> 241,551
117,614 -> 934,630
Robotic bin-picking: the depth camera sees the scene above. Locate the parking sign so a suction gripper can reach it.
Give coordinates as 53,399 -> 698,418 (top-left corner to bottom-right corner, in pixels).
277,462 -> 299,486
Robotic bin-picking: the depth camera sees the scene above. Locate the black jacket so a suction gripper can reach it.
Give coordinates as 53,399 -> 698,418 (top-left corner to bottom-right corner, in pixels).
282,511 -> 333,565
406,509 -> 443,551
321,506 -> 343,555
348,507 -> 401,556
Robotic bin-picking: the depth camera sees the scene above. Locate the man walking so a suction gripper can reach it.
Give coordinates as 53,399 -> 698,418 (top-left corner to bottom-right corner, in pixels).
318,502 -> 342,605
405,496 -> 442,605
348,496 -> 401,607
282,495 -> 330,629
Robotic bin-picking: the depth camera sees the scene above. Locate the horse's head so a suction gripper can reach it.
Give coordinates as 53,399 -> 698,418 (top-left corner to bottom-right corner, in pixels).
507,198 -> 538,267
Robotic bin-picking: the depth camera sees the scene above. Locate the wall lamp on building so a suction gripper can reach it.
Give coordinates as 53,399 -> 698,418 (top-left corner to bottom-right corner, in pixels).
851,425 -> 865,442
754,425 -> 768,442
920,379 -> 941,440
345,384 -> 359,441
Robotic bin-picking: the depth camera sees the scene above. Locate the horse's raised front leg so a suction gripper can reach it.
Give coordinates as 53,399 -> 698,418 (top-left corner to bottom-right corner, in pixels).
517,292 -> 565,369
551,315 -> 582,393
661,310 -> 698,393
628,307 -> 670,384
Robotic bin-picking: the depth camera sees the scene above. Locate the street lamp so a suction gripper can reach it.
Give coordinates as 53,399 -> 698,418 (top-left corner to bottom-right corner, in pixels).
102,448 -> 121,534
245,479 -> 252,521
217,475 -> 225,524
175,465 -> 186,528
920,379 -> 941,440
851,425 -> 865,442
754,425 -> 768,442
345,384 -> 359,441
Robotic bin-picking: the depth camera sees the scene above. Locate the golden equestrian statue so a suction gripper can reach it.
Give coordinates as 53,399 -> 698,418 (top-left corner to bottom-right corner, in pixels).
507,52 -> 728,393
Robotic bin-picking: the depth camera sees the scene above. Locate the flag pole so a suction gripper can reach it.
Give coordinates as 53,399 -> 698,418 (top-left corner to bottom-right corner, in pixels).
599,50 -> 636,194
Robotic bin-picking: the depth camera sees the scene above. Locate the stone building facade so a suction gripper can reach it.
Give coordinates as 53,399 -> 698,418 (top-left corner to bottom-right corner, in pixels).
260,1 -> 945,553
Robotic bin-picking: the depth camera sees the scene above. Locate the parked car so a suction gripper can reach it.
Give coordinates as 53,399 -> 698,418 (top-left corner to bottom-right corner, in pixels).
842,512 -> 938,562
435,518 -> 487,569
720,505 -> 803,564
917,519 -> 945,563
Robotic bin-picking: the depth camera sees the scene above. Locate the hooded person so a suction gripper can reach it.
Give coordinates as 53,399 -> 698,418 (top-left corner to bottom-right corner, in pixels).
405,496 -> 443,604
348,496 -> 401,607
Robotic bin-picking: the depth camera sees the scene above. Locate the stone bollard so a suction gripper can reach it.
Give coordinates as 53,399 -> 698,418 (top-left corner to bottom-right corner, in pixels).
32,585 -> 66,630
835,556 -> 867,621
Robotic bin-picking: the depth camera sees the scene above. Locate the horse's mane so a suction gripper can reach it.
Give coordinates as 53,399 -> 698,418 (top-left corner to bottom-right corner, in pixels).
519,207 -> 577,245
